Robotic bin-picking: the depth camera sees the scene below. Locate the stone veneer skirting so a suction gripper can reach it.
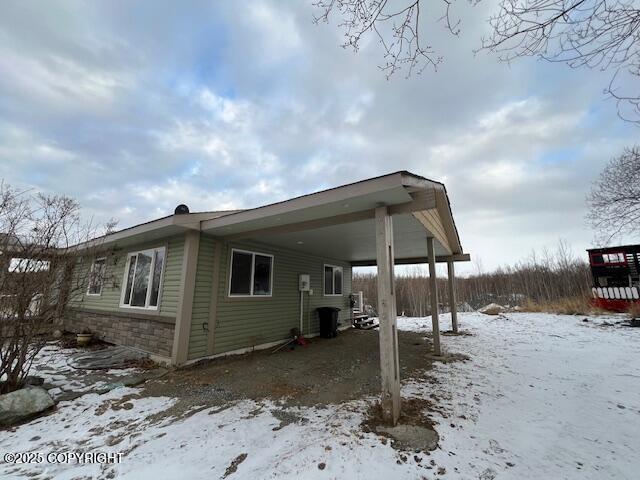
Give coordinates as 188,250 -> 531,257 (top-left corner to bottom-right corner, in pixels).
64,308 -> 175,359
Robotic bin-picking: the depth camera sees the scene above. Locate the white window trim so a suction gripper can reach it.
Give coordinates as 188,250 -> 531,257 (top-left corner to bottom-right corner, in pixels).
228,248 -> 274,298
324,264 -> 344,296
119,247 -> 166,310
86,257 -> 106,296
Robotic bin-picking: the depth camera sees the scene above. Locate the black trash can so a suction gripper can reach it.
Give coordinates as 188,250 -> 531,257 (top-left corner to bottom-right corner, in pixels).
317,307 -> 341,338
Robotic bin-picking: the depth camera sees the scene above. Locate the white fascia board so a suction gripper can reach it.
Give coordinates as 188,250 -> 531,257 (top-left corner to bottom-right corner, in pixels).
200,172 -> 407,231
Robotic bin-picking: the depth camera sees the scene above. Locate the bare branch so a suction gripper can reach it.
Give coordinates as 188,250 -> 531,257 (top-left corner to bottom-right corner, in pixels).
481,0 -> 640,121
586,145 -> 640,243
0,181 -> 115,394
313,0 -> 462,78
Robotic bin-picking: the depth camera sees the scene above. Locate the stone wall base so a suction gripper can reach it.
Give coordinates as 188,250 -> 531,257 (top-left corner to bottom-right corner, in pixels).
64,309 -> 175,359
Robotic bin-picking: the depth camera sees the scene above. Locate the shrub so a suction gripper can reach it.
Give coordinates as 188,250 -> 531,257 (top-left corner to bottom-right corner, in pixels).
521,296 -> 600,315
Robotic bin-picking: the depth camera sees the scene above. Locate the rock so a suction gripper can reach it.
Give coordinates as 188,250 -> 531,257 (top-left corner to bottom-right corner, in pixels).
0,386 -> 55,427
52,330 -> 63,339
479,303 -> 506,315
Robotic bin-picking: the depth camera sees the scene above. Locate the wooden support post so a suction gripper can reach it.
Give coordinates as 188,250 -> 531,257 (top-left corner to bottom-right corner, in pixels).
375,206 -> 401,425
427,237 -> 442,356
447,260 -> 458,333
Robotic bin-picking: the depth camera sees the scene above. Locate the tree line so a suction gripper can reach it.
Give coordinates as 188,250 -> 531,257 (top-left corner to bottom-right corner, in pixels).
353,241 -> 592,316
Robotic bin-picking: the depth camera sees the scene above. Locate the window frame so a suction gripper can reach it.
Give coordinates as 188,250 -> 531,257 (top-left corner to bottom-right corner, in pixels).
86,257 -> 106,296
228,248 -> 274,298
119,246 -> 166,310
323,264 -> 344,296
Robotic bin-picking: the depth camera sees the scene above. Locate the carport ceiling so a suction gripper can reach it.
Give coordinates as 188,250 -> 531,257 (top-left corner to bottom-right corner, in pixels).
253,213 -> 445,263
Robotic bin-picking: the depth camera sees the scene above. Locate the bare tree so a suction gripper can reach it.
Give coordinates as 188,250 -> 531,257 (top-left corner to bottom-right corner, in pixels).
314,0 -> 640,119
354,239 -> 592,315
0,183 -> 111,394
313,0 -> 459,78
587,146 -> 640,243
483,0 -> 640,121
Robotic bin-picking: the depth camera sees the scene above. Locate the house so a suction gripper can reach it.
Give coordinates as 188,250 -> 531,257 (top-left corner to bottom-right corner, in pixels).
66,171 -> 468,423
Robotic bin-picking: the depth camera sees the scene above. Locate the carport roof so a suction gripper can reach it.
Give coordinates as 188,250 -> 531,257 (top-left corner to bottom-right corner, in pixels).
200,171 -> 465,263
75,171 -> 468,263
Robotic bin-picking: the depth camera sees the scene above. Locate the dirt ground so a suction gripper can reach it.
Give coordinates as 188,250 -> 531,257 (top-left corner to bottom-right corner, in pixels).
142,329 -> 438,414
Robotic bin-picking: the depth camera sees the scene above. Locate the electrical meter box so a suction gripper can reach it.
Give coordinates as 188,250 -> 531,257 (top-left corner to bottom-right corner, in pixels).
299,274 -> 310,291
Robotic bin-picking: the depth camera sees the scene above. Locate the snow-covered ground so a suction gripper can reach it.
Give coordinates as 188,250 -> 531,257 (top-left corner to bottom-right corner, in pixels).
402,312 -> 640,479
1,312 -> 639,479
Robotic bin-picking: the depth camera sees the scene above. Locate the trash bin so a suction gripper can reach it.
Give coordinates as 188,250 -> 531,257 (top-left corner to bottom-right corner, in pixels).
317,307 -> 341,338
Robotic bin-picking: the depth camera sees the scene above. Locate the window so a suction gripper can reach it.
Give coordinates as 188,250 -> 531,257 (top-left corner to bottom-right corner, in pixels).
87,258 -> 106,296
229,249 -> 273,296
120,247 -> 165,309
603,253 -> 626,263
324,264 -> 343,296
591,252 -> 626,266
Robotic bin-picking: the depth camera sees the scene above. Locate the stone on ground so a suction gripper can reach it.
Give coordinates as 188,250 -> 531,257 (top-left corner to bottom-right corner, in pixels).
0,386 -> 55,427
479,303 -> 506,315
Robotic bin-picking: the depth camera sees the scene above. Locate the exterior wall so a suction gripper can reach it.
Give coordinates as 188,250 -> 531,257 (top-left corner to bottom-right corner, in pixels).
64,230 -> 353,362
187,238 -> 352,360
69,235 -> 185,318
64,234 -> 185,356
187,235 -> 217,359
65,308 -> 174,358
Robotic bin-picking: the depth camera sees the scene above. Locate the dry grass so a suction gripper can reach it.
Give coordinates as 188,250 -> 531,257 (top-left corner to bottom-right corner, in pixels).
627,302 -> 640,319
521,296 -> 604,315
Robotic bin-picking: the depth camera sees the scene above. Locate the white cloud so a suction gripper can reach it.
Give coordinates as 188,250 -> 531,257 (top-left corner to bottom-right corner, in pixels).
0,0 -> 636,272
0,47 -> 129,113
130,179 -> 239,213
246,1 -> 304,63
197,89 -> 251,124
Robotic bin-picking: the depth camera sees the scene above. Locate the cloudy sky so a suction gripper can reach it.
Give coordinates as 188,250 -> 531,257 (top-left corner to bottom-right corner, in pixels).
0,1 -> 636,274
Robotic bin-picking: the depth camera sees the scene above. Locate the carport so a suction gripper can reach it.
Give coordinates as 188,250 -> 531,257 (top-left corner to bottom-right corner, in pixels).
199,171 -> 470,425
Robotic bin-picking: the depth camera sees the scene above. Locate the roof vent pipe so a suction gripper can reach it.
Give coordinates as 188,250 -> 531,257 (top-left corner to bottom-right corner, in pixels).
174,204 -> 190,215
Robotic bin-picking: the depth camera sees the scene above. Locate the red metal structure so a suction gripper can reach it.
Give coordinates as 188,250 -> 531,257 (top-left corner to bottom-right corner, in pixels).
588,245 -> 640,312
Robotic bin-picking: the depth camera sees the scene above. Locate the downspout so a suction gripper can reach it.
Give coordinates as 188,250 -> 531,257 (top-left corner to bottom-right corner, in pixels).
299,290 -> 304,335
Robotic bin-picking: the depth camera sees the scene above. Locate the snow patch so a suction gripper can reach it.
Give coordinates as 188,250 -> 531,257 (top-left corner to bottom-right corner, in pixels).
1,313 -> 639,479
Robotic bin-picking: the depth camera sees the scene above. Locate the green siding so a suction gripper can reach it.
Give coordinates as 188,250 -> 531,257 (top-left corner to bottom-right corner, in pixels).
70,235 -> 185,319
187,235 -> 216,359
70,231 -> 353,361
187,238 -> 352,359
